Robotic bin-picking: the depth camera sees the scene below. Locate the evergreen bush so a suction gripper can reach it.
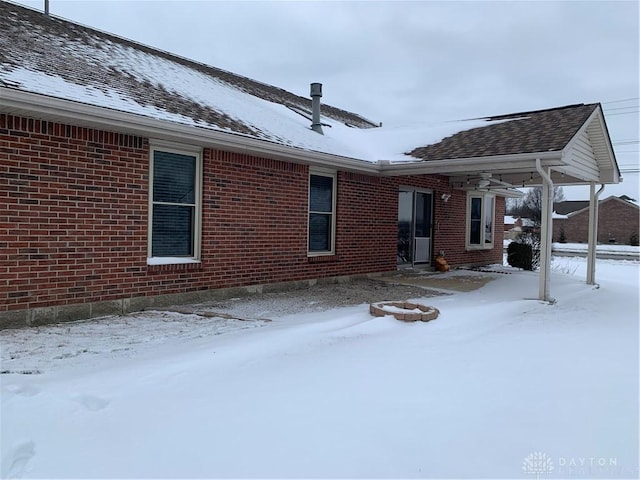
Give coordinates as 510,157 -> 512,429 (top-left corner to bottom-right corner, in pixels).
558,228 -> 567,243
507,241 -> 534,270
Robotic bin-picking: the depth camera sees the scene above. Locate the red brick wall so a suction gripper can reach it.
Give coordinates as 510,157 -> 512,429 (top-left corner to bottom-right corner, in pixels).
1,114 -> 504,315
1,115 -> 149,313
380,176 -> 505,267
553,198 -> 640,244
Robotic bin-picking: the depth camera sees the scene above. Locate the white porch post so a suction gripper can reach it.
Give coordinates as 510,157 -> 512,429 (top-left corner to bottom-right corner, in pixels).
586,182 -> 605,285
536,159 -> 554,301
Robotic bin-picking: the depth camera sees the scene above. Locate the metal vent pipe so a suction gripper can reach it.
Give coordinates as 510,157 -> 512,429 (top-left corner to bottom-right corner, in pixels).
310,82 -> 323,134
44,0 -> 49,15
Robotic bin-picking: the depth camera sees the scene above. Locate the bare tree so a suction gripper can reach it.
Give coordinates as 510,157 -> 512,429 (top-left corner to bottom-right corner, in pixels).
522,186 -> 565,226
505,197 -> 524,215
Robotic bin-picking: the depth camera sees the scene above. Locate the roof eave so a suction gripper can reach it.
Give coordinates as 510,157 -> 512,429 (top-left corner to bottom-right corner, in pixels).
0,87 -> 380,174
378,151 -> 564,176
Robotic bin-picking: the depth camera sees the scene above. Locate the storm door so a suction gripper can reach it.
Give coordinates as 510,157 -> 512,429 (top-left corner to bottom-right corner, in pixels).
397,189 -> 433,266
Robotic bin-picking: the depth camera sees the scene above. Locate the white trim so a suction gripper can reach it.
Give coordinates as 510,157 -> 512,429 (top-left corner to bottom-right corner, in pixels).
465,192 -> 495,250
147,257 -> 201,266
148,144 -> 203,264
149,138 -> 203,154
308,169 -> 337,256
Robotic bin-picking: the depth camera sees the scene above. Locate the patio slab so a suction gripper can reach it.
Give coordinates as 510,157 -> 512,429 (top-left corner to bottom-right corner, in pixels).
379,270 -> 498,292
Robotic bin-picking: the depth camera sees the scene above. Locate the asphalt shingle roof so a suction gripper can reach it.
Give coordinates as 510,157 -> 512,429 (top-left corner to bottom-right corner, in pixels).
0,1 -> 608,168
553,200 -> 591,215
0,1 -> 378,139
408,103 -> 599,160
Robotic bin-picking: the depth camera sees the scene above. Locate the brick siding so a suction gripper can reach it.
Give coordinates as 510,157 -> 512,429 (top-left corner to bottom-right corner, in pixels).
1,114 -> 504,319
553,198 -> 639,244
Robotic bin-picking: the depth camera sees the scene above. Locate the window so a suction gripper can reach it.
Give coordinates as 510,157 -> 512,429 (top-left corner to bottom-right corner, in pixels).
148,143 -> 202,264
308,171 -> 336,255
467,193 -> 494,249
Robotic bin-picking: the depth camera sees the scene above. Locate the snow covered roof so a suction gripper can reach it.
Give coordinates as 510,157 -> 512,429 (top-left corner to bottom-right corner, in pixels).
553,200 -> 591,215
554,195 -> 640,218
0,1 -> 622,185
0,1 -> 511,163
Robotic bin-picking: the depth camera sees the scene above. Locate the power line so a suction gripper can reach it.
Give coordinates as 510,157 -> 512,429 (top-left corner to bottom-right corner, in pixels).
604,105 -> 639,112
603,97 -> 640,104
606,110 -> 639,116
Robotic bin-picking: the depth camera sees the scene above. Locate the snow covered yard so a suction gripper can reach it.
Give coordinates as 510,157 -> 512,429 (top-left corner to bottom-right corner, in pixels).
1,258 -> 638,478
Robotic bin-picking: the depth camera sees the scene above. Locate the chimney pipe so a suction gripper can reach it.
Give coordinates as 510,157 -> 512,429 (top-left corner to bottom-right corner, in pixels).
310,82 -> 323,134
44,0 -> 49,15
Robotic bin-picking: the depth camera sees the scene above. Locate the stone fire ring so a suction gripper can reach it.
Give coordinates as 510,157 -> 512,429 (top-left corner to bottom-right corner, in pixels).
369,301 -> 440,322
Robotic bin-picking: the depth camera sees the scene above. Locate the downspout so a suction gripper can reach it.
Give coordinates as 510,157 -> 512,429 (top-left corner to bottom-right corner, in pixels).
535,158 -> 554,302
586,183 -> 605,285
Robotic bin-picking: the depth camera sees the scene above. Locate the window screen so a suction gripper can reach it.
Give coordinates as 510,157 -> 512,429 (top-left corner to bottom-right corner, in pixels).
484,196 -> 494,244
469,197 -> 482,245
151,150 -> 197,257
309,174 -> 334,252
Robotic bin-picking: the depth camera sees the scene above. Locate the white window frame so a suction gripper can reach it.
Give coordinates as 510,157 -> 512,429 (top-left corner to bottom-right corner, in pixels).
466,192 -> 495,250
308,169 -> 337,256
147,140 -> 203,265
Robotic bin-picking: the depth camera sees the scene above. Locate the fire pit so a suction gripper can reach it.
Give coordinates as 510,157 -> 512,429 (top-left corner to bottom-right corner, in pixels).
369,301 -> 439,322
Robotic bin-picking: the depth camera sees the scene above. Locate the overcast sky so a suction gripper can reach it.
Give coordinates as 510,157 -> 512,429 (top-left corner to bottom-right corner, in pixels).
14,0 -> 640,200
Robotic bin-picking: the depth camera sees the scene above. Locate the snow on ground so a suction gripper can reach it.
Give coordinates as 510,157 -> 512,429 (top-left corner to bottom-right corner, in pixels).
1,258 -> 638,478
504,239 -> 640,258
552,242 -> 640,255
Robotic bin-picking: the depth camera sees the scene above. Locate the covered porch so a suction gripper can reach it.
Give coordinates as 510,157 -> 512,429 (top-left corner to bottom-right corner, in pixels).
382,103 -> 621,301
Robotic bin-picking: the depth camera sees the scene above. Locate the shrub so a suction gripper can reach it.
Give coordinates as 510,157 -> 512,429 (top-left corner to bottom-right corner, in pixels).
507,242 -> 534,270
558,228 -> 567,243
630,233 -> 639,246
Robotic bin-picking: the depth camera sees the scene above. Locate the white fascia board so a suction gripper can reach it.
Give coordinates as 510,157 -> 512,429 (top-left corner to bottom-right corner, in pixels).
0,88 -> 380,175
378,151 -> 563,176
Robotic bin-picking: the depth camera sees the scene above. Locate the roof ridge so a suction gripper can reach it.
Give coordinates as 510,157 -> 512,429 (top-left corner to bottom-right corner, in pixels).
485,103 -> 598,121
460,103 -> 599,122
0,0 -> 379,129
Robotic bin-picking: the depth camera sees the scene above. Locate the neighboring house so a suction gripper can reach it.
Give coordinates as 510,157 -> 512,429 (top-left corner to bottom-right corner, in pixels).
504,215 -> 519,240
504,215 -> 524,240
553,196 -> 640,244
504,215 -> 540,240
504,216 -> 537,240
0,2 -> 620,326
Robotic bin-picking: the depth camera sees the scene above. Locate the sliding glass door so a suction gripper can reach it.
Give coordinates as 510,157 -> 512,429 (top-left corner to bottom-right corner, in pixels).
397,189 -> 433,266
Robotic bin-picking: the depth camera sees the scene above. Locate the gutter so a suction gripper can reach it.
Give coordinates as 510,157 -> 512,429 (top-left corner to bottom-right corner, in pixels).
0,87 -> 576,179
0,88 -> 380,174
379,151 -> 563,176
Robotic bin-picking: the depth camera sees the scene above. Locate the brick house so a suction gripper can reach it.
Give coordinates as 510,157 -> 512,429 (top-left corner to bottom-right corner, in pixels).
0,2 -> 620,326
553,196 -> 639,244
